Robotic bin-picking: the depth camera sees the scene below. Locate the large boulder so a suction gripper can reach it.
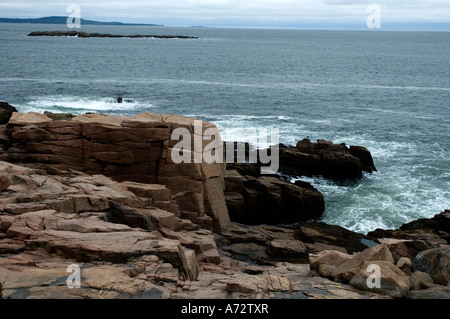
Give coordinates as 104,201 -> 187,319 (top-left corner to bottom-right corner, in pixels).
413,246 -> 450,285
309,250 -> 353,278
377,238 -> 432,263
332,244 -> 395,282
0,102 -> 17,125
224,170 -> 324,225
309,250 -> 353,270
349,261 -> 410,298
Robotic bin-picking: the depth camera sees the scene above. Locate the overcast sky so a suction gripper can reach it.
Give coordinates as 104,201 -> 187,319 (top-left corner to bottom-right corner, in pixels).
1,0 -> 450,29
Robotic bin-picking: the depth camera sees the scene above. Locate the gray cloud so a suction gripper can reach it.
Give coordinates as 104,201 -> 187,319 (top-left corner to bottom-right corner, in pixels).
0,0 -> 449,26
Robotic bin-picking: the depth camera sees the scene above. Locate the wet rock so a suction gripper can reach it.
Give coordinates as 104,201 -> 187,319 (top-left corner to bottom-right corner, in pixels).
413,246 -> 450,285
225,138 -> 376,180
0,102 -> 17,125
349,145 -> 377,173
0,102 -> 17,113
224,170 -> 324,225
278,139 -> 376,180
295,221 -> 378,254
106,202 -> 155,230
368,210 -> 450,245
267,239 -> 308,262
221,243 -> 269,264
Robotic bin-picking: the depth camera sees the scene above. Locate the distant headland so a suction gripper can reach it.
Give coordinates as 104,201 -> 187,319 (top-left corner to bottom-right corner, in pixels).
0,16 -> 163,27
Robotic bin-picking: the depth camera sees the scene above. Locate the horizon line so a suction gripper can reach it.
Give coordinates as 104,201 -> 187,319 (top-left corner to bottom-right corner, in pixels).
1,15 -> 449,32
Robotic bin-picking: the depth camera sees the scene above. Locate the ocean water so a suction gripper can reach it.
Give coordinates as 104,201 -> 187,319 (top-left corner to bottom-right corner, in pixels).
1,23 -> 449,233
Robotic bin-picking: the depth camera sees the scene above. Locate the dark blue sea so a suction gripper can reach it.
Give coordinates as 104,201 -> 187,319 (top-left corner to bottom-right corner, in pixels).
1,23 -> 449,233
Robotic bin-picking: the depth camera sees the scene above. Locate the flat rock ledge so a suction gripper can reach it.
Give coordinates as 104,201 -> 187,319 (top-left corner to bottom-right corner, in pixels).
0,160 -> 385,300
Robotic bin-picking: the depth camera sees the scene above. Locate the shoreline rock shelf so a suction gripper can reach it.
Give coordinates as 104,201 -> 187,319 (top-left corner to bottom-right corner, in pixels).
28,31 -> 198,39
0,110 -> 449,299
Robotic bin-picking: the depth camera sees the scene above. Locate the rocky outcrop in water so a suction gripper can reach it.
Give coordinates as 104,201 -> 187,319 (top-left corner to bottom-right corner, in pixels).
279,139 -> 376,180
226,139 -> 376,180
28,31 -> 198,39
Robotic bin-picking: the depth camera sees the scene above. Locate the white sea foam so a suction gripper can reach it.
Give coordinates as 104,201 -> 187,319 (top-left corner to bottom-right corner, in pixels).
188,114 -> 296,145
289,129 -> 450,234
15,95 -> 152,115
304,119 -> 333,125
213,114 -> 294,121
4,77 -> 449,92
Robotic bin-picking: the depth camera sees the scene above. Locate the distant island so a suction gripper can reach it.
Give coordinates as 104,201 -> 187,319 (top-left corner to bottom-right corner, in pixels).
0,16 -> 163,26
28,30 -> 198,39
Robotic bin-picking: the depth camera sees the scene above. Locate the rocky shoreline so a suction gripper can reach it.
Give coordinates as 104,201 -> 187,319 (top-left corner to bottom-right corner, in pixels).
0,103 -> 448,299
